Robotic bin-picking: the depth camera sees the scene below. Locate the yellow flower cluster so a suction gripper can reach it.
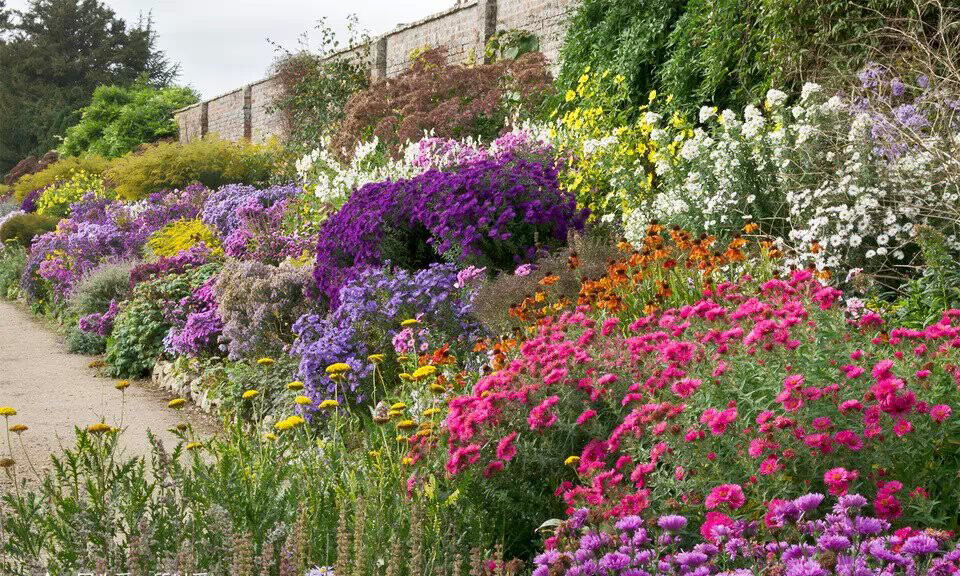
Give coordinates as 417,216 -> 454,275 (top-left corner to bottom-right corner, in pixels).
146,219 -> 223,259
36,170 -> 107,217
551,68 -> 687,222
274,415 -> 306,431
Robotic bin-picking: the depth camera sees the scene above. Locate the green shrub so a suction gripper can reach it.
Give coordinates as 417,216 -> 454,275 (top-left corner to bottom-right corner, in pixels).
0,245 -> 26,299
66,324 -> 107,355
105,137 -> 284,201
556,0 -> 910,114
12,155 -> 110,201
68,260 -> 137,318
60,83 -> 198,158
0,212 -> 60,248
106,263 -> 219,378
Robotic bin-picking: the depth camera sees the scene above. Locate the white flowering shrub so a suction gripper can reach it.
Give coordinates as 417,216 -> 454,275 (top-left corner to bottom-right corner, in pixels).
627,73 -> 960,283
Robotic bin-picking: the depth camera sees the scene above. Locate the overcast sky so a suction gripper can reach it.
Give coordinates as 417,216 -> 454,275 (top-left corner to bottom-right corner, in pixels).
8,0 -> 452,98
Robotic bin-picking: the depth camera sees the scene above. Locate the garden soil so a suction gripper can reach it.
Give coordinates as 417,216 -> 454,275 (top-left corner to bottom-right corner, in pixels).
0,299 -> 215,488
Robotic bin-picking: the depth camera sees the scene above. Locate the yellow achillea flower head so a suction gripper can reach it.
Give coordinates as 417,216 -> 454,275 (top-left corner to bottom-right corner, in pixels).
416,429 -> 432,437
398,373 -> 413,381
387,409 -> 402,418
429,383 -> 446,394
564,456 -> 581,467
325,362 -> 351,375
422,408 -> 440,417
274,416 -> 305,431
87,422 -> 111,433
396,355 -> 411,362
367,354 -> 385,364
186,442 -> 203,451
9,424 -> 28,433
263,433 -> 278,441
115,380 -> 130,391
319,399 -> 339,410
242,389 -> 259,399
368,450 -> 381,458
402,457 -> 414,466
396,420 -> 417,430
0,406 -> 17,417
257,357 -> 275,366
400,318 -> 419,327
411,365 -> 437,381
294,395 -> 313,406
390,402 -> 407,411
167,398 -> 186,409
287,381 -> 304,390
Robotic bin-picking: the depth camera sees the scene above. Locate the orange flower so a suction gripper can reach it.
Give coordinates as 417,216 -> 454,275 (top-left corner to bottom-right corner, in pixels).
539,275 -> 560,286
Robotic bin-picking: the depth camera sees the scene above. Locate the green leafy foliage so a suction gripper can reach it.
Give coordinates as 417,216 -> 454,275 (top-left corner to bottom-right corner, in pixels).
0,244 -> 26,299
556,0 -> 910,113
105,263 -> 218,378
60,83 -> 198,158
0,212 -> 60,248
104,137 -> 284,201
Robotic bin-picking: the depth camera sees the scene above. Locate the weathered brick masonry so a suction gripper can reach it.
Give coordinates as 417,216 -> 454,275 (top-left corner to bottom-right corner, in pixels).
174,0 -> 578,143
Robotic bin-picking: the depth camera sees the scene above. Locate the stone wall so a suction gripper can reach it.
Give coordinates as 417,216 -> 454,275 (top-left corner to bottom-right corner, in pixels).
173,0 -> 578,144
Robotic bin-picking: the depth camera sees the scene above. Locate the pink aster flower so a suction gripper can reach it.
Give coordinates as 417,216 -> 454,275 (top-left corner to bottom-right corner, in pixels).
705,483 -> 746,510
930,404 -> 952,423
496,432 -> 518,461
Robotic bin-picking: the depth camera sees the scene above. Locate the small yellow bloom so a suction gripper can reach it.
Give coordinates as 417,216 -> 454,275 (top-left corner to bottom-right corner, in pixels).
387,409 -> 403,418
257,357 -> 275,366
87,422 -> 111,433
565,89 -> 576,102
429,383 -> 446,394
390,402 -> 407,411
186,442 -> 203,451
399,373 -> 413,381
287,381 -> 304,391
411,365 -> 437,381
402,457 -> 414,465
648,89 -> 657,103
369,450 -> 381,458
396,435 -> 407,443
325,362 -> 352,375
564,455 -> 581,467
400,318 -> 420,328
9,424 -> 27,433
416,429 -> 433,437
422,408 -> 440,417
396,355 -> 411,362
294,395 -> 313,406
319,399 -> 339,410
263,433 -> 278,441
367,354 -> 385,364
274,415 -> 305,431
242,389 -> 259,399
115,380 -> 130,391
397,419 -> 417,430
0,406 -> 17,417
167,398 -> 186,409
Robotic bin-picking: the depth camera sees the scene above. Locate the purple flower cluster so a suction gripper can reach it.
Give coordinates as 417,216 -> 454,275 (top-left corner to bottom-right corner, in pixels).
21,187 -> 211,302
164,277 -> 223,357
536,493 -> 960,576
313,150 -> 586,306
292,262 -> 485,410
201,183 -> 301,237
128,244 -> 212,288
78,300 -> 119,336
222,197 -> 313,264
20,187 -> 43,213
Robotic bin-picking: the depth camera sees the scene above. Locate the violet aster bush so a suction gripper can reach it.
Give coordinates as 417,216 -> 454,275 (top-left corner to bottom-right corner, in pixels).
21,185 -> 211,304
164,276 -> 224,357
535,493 -> 960,576
201,182 -> 302,237
313,146 -> 586,306
214,259 -> 315,361
292,262 -> 485,411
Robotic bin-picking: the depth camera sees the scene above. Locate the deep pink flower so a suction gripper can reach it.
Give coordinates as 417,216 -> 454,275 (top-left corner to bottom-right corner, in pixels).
931,404 -> 952,423
705,483 -> 746,510
576,409 -> 597,426
823,467 -> 858,496
496,432 -> 518,461
700,511 -> 735,543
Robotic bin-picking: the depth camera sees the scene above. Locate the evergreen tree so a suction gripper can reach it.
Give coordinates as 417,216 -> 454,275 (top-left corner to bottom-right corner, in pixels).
0,0 -> 178,173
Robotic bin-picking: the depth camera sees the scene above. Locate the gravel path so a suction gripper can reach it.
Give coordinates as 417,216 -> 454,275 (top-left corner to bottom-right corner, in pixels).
0,298 -> 216,488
